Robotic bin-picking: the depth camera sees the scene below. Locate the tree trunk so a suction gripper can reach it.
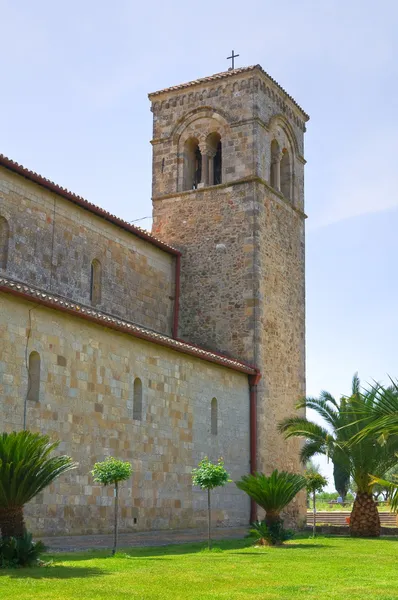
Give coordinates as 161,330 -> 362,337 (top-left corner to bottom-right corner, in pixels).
312,490 -> 316,537
112,482 -> 119,556
350,492 -> 380,537
0,506 -> 25,538
207,488 -> 212,550
264,512 -> 281,528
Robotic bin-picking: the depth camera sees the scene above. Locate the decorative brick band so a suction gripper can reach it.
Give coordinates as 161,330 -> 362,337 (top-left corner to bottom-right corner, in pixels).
0,277 -> 258,377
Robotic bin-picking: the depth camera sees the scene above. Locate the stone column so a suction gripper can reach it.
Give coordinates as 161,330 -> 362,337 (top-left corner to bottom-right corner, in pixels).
199,142 -> 209,186
271,151 -> 283,192
207,150 -> 216,186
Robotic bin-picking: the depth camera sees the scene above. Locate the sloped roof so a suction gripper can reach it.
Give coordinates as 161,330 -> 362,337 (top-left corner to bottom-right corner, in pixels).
0,277 -> 258,377
0,154 -> 180,256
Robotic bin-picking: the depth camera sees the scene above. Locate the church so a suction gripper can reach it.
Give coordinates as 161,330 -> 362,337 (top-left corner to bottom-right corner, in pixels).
0,64 -> 309,536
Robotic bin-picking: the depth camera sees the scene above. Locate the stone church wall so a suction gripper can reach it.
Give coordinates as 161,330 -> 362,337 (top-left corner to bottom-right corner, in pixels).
0,293 -> 250,535
0,167 -> 175,336
152,180 -> 258,364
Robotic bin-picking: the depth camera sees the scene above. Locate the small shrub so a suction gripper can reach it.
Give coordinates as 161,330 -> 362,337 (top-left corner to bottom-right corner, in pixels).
0,532 -> 46,568
192,457 -> 230,550
91,457 -> 133,556
249,520 -> 294,546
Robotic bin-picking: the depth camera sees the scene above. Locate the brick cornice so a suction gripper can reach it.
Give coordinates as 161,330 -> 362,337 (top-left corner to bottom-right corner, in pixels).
0,277 -> 258,377
148,65 -> 309,125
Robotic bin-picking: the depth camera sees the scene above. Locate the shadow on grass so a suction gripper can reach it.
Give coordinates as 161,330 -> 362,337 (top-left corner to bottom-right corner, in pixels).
233,543 -> 330,554
42,538 -> 333,561
40,539 -> 253,561
0,565 -> 106,579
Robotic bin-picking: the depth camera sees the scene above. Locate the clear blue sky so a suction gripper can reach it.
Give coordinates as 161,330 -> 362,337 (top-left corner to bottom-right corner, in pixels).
2,0 -> 398,488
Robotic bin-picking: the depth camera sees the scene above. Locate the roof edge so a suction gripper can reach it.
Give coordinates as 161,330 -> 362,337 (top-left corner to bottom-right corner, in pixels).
0,154 -> 180,256
0,277 -> 257,376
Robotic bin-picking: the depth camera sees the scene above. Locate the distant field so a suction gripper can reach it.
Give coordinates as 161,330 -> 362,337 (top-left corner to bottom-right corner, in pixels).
1,537 -> 398,600
314,501 -> 392,512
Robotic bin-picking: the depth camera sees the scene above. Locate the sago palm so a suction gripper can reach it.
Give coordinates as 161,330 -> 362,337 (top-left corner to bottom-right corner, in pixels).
278,374 -> 398,537
236,470 -> 306,527
0,431 -> 76,538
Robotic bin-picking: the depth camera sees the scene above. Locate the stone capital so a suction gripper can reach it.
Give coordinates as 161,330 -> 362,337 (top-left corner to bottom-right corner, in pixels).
272,151 -> 284,164
198,142 -> 210,156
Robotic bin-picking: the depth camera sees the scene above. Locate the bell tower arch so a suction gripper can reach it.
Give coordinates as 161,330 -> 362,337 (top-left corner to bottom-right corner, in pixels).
149,66 -> 309,518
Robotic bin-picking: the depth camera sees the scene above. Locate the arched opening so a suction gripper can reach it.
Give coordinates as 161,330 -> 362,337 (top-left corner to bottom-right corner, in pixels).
133,377 -> 143,421
28,351 -> 40,402
183,137 -> 201,190
206,132 -> 222,186
270,139 -> 281,190
280,149 -> 291,200
0,216 -> 9,270
211,397 -> 218,435
90,259 -> 102,305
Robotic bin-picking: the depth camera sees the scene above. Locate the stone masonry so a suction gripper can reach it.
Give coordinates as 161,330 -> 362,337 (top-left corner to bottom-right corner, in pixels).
0,292 -> 250,535
0,166 -> 175,336
150,66 -> 308,520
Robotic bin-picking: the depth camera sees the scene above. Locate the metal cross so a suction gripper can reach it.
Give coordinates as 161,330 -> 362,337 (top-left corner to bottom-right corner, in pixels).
227,50 -> 239,70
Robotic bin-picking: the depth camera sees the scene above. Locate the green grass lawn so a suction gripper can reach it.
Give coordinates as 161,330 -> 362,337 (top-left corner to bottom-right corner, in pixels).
1,536 -> 398,600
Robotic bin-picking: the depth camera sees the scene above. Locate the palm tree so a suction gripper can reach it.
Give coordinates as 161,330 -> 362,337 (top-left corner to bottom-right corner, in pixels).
352,379 -> 398,440
0,431 -> 76,539
278,374 -> 398,537
351,382 -> 398,513
236,470 -> 306,529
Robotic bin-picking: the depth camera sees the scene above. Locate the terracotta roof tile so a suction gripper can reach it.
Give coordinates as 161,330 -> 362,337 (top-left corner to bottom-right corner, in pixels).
0,154 -> 180,256
0,277 -> 258,376
148,65 -> 309,120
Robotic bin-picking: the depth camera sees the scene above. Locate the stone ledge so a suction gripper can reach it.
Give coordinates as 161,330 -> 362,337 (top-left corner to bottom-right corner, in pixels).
152,176 -> 307,220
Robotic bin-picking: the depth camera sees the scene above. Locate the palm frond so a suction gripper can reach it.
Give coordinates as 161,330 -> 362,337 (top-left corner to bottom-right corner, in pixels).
370,475 -> 398,512
0,431 -> 77,508
278,417 -> 331,443
236,470 -> 306,514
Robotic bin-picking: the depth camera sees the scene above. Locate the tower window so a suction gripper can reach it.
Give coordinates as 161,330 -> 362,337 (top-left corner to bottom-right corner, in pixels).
133,377 -> 143,421
0,216 -> 9,270
206,132 -> 222,186
280,149 -> 291,200
28,351 -> 41,402
214,141 -> 222,185
270,139 -> 281,191
211,397 -> 218,435
183,138 -> 201,191
90,259 -> 102,305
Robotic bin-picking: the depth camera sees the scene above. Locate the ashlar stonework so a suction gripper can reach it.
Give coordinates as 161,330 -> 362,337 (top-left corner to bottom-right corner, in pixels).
0,64 -> 308,535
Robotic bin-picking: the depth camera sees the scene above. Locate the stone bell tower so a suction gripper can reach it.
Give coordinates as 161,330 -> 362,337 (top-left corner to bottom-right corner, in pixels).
149,65 -> 309,510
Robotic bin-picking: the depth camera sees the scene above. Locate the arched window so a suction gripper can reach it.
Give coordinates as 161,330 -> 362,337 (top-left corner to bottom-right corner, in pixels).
0,216 -> 9,270
90,259 -> 101,305
133,377 -> 143,421
28,351 -> 40,402
183,137 -> 201,191
211,397 -> 218,435
206,132 -> 222,186
280,149 -> 291,200
270,139 -> 281,190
